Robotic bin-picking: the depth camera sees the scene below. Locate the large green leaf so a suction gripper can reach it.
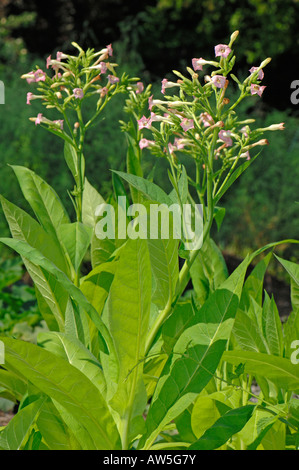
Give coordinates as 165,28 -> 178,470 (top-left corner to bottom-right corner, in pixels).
239,252 -> 272,311
223,350 -> 299,393
0,237 -> 111,353
189,405 -> 255,450
232,308 -> 269,353
261,293 -> 283,356
10,165 -> 70,239
139,256 -> 251,450
37,400 -> 82,450
37,331 -> 106,395
0,396 -> 46,450
1,337 -> 121,450
0,369 -> 27,402
108,238 -> 152,426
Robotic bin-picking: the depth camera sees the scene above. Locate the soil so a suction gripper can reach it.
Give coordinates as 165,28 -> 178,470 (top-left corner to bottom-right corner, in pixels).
0,410 -> 14,427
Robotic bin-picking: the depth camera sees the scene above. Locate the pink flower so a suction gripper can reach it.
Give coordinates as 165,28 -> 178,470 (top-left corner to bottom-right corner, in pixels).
192,58 -> 204,71
106,44 -> 113,57
161,78 -> 169,94
35,113 -> 43,125
180,118 -> 194,132
90,62 -> 107,74
211,75 -> 227,89
174,137 -> 185,150
218,130 -> 233,147
34,69 -> 46,82
249,66 -> 264,81
138,115 -> 151,130
148,95 -> 154,110
46,55 -> 52,69
108,75 -> 119,84
136,82 -> 144,94
250,84 -> 266,97
240,151 -> 250,160
200,112 -> 214,127
215,44 -> 231,58
99,87 -> 108,98
26,92 -> 33,105
139,138 -> 155,149
73,88 -> 84,99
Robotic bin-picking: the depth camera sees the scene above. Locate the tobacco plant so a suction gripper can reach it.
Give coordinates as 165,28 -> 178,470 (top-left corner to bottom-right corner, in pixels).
0,32 -> 298,450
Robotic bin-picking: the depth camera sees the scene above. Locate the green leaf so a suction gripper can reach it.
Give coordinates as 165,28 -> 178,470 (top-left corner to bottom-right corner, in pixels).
80,262 -> 116,313
0,195 -> 68,274
0,369 -> 27,404
113,171 -> 173,206
37,400 -> 81,450
1,337 -> 121,450
162,301 -> 196,354
82,178 -> 105,228
140,256 -> 251,450
10,165 -> 70,240
190,237 -> 228,307
232,309 -> 269,353
125,135 -> 143,203
168,166 -> 188,205
64,141 -> 83,183
0,396 -> 46,450
0,237 -> 111,353
189,405 -> 255,450
261,293 -> 283,356
239,251 -> 272,311
37,331 -> 106,395
108,238 -> 152,422
148,236 -> 179,310
58,222 -> 92,272
223,350 -> 299,392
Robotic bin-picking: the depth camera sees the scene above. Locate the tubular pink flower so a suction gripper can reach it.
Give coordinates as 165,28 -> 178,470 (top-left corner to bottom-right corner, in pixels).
108,75 -> 119,84
200,112 -> 214,127
250,84 -> 266,97
26,92 -> 33,105
139,138 -> 155,149
136,82 -> 144,94
34,69 -> 46,82
211,75 -> 227,89
138,115 -> 151,130
180,118 -> 194,132
35,113 -> 43,125
148,95 -> 154,110
218,129 -> 233,147
90,62 -> 107,74
73,88 -> 84,99
174,137 -> 185,150
249,66 -> 264,80
215,44 -> 231,58
106,44 -> 113,57
192,58 -> 203,71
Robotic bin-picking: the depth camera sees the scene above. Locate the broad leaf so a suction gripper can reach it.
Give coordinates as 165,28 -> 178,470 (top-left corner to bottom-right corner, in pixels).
58,222 -> 92,273
1,337 -> 121,450
0,396 -> 46,450
189,405 -> 255,450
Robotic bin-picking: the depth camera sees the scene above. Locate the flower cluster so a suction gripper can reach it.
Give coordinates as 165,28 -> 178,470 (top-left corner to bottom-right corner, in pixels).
125,31 -> 284,190
21,42 -> 138,142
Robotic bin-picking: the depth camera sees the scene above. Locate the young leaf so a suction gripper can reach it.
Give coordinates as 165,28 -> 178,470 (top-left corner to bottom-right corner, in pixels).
223,350 -> 299,392
82,177 -> 105,228
113,170 -> 173,206
189,405 -> 255,450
